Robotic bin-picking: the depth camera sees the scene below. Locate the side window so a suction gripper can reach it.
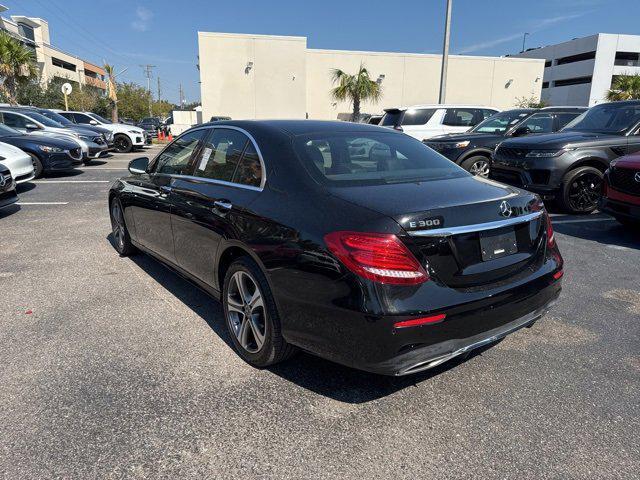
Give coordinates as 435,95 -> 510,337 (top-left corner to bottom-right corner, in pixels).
443,108 -> 477,127
2,112 -> 28,128
193,129 -> 249,182
521,113 -> 554,134
233,142 -> 263,187
58,112 -> 74,123
482,109 -> 498,120
154,129 -> 207,175
555,113 -> 580,130
401,108 -> 437,126
73,113 -> 91,124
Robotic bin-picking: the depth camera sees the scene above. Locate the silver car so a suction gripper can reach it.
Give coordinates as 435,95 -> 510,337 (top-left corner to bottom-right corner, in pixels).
0,141 -> 34,183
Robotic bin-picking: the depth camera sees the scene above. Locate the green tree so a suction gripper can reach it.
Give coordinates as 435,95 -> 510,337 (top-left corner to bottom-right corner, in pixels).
15,77 -> 65,108
514,94 -> 548,108
152,99 -> 175,118
0,31 -> 38,104
606,75 -> 640,101
117,82 -> 152,121
67,84 -> 104,112
330,64 -> 382,121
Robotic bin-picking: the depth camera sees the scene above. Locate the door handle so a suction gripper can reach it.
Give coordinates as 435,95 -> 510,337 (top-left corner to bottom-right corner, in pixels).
213,200 -> 232,211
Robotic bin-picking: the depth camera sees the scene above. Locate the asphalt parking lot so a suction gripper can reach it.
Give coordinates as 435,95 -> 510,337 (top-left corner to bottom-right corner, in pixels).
1,147 -> 638,479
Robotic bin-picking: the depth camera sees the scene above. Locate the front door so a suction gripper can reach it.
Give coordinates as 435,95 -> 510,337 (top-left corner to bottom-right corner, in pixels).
130,129 -> 206,263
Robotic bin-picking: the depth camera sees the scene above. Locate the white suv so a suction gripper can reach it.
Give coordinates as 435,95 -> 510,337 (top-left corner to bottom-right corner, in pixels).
54,111 -> 146,153
380,105 -> 500,141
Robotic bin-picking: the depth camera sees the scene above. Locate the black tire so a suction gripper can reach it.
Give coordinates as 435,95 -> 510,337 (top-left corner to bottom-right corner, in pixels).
113,134 -> 133,153
109,197 -> 137,256
560,166 -> 603,214
222,257 -> 296,368
29,153 -> 43,178
461,155 -> 491,177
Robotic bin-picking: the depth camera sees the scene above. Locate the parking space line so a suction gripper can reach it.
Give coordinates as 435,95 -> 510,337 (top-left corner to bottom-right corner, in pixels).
553,217 -> 616,224
16,202 -> 69,205
79,167 -> 127,170
33,180 -> 110,183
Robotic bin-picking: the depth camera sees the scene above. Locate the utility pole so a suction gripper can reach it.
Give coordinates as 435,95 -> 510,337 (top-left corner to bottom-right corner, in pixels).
438,0 -> 453,104
179,83 -> 185,109
140,64 -> 156,117
522,32 -> 530,52
157,76 -> 161,101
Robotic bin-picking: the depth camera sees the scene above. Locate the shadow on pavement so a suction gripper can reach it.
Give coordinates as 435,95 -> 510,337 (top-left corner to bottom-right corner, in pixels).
553,215 -> 639,250
0,203 -> 20,217
16,182 -> 36,194
107,233 -> 492,403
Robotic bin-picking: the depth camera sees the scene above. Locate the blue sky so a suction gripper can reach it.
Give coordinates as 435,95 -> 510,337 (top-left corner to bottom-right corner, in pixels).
3,0 -> 639,104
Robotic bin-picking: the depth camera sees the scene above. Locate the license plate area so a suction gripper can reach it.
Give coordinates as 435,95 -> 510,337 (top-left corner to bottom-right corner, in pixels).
479,227 -> 518,261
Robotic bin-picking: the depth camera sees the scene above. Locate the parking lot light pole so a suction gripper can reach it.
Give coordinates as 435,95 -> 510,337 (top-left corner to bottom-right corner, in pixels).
438,0 -> 452,104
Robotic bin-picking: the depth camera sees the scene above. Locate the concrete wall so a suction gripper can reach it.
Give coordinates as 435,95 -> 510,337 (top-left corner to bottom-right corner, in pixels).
199,32 -> 544,121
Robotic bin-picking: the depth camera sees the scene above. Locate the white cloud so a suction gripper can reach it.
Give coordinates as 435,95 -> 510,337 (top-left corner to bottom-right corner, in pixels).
457,11 -> 591,54
131,6 -> 153,32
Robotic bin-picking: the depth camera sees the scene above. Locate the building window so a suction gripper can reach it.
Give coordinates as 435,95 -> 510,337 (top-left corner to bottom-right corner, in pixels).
17,23 -> 35,42
542,81 -> 549,89
51,57 -> 77,72
544,60 -> 552,68
554,76 -> 592,87
614,52 -> 640,67
555,51 -> 596,66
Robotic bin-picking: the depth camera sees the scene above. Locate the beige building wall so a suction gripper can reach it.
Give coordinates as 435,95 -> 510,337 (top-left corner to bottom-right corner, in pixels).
199,32 -> 545,121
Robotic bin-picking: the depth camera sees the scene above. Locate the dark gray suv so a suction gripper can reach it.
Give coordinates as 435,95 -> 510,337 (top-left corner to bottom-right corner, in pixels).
491,101 -> 640,213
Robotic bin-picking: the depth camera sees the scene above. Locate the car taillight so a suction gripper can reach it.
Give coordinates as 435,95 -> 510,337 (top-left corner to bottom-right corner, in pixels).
544,212 -> 555,248
394,313 -> 446,328
324,231 -> 428,285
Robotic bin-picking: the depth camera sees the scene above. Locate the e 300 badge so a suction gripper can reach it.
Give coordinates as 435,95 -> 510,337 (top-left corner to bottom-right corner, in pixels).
408,216 -> 444,230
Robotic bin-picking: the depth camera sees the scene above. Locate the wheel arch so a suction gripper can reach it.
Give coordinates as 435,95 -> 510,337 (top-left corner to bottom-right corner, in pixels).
565,157 -> 609,175
216,241 -> 272,294
458,148 -> 494,164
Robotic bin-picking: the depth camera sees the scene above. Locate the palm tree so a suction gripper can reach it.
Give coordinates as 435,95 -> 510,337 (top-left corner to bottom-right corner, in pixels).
330,64 -> 382,121
0,31 -> 37,105
606,75 -> 640,101
104,63 -> 118,122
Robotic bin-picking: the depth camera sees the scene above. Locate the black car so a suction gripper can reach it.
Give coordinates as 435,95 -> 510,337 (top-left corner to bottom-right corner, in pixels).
109,120 -> 563,376
138,119 -> 159,139
491,101 -> 640,213
425,107 -> 586,177
0,124 -> 83,177
0,164 -> 18,209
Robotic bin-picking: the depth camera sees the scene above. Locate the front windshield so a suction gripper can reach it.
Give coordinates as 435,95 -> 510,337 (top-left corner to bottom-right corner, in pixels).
471,110 -> 531,133
294,132 -> 469,186
40,110 -> 73,126
88,113 -> 111,124
23,111 -> 65,128
562,103 -> 640,134
0,124 -> 21,137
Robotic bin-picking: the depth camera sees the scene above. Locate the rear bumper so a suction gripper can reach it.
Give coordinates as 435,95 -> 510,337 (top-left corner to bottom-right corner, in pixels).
281,267 -> 562,376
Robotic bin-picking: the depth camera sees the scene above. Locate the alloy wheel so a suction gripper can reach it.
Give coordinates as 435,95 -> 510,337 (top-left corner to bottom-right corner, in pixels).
114,136 -> 128,152
111,200 -> 125,251
226,271 -> 266,353
469,159 -> 489,177
568,171 -> 601,212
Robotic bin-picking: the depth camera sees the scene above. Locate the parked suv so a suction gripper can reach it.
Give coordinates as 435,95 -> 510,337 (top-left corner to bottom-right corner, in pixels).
380,105 -> 500,141
425,107 -> 586,177
491,101 -> 640,213
54,110 -> 146,153
600,153 -> 640,227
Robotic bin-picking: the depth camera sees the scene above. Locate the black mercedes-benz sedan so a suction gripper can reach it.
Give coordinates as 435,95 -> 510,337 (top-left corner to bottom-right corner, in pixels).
109,120 -> 563,376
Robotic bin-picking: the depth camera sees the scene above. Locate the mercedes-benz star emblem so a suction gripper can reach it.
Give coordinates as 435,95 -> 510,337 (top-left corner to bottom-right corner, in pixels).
0,175 -> 6,188
499,200 -> 512,218
634,172 -> 640,183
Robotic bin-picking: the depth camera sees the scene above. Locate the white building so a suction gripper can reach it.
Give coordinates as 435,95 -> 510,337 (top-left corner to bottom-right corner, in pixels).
198,32 -> 544,121
512,33 -> 640,107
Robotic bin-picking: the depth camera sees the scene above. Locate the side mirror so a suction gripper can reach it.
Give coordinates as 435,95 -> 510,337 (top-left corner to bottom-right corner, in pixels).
89,120 -> 98,125
25,123 -> 39,130
512,126 -> 531,137
128,157 -> 149,174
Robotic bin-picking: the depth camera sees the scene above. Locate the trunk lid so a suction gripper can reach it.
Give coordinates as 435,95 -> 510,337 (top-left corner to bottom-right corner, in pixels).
328,176 -> 546,287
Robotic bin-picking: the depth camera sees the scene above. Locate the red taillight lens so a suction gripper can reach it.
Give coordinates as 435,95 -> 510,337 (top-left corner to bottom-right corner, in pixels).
324,231 -> 428,285
394,313 -> 446,328
553,270 -> 564,280
544,212 -> 555,248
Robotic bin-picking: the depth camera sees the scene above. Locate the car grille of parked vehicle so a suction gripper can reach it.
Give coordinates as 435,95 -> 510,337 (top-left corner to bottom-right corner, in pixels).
609,165 -> 640,195
424,142 -> 446,152
69,148 -> 82,160
495,146 -> 531,158
94,136 -> 105,145
489,168 -> 525,188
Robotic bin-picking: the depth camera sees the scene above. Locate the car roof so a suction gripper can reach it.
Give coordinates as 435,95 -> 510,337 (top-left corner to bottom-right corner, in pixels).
194,119 -> 398,137
385,104 -> 500,111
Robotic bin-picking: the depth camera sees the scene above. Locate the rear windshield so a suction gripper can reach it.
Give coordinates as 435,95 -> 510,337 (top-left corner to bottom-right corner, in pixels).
380,108 -> 437,127
293,131 -> 468,186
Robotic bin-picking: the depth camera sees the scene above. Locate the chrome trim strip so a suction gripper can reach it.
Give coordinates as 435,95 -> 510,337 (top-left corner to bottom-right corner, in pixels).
156,173 -> 262,192
408,210 -> 543,237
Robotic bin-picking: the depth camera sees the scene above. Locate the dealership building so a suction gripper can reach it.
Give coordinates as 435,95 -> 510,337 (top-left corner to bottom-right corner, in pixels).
512,33 -> 640,106
198,32 -> 544,121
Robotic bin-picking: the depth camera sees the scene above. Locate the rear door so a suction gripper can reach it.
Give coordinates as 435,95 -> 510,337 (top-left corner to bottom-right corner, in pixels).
441,108 -> 482,135
128,129 -> 206,263
170,127 -> 265,289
